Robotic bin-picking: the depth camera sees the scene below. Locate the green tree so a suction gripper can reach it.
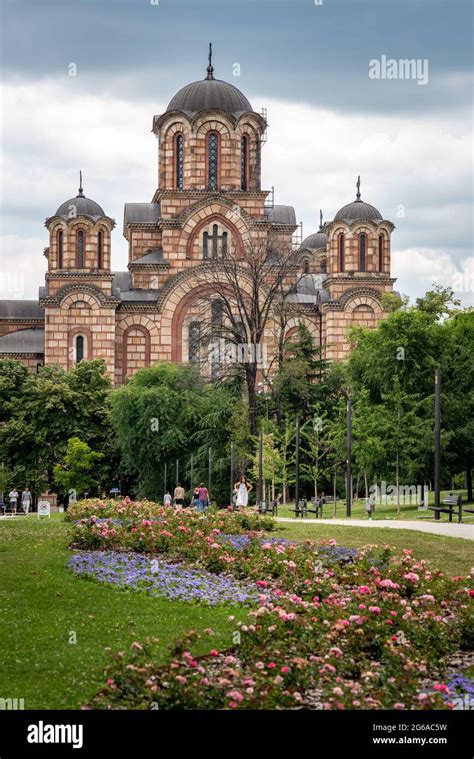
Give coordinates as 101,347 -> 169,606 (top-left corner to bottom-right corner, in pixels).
53,437 -> 104,498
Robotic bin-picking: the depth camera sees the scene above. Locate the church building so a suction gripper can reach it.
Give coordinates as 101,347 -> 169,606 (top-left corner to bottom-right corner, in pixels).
0,49 -> 396,385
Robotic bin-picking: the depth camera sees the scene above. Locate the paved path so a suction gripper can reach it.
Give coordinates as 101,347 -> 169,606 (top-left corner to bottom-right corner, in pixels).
275,517 -> 474,541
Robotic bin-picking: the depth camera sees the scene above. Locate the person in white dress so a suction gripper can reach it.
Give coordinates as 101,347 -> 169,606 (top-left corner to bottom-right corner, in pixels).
234,476 -> 253,511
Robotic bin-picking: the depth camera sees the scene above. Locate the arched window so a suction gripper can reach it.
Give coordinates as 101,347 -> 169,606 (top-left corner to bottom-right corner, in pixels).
211,299 -> 224,328
98,230 -> 103,269
57,229 -> 63,269
76,230 -> 85,268
212,224 -> 218,258
241,135 -> 248,190
378,234 -> 384,272
303,259 -> 310,274
320,258 -> 327,274
188,322 -> 200,363
75,335 -> 84,363
207,131 -> 219,190
175,133 -> 184,190
202,224 -> 229,259
338,233 -> 345,272
359,233 -> 367,272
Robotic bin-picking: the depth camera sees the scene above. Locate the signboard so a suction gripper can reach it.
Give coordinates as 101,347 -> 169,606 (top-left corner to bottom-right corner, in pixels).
37,501 -> 51,519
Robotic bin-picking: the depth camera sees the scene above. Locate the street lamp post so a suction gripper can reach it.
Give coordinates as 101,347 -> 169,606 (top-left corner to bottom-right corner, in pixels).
346,397 -> 352,517
295,417 -> 300,510
434,369 -> 441,519
208,448 -> 212,501
230,441 -> 234,508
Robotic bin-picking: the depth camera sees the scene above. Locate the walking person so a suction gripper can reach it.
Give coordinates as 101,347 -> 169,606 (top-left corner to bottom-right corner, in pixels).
234,475 -> 253,511
197,483 -> 209,512
21,487 -> 32,515
163,491 -> 172,507
173,483 -> 185,507
9,487 -> 19,515
191,486 -> 200,508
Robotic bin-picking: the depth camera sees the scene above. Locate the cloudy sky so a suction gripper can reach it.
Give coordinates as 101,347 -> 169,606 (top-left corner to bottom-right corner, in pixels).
0,0 -> 472,304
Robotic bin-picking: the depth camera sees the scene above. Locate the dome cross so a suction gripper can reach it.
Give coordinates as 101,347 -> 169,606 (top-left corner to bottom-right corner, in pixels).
206,42 -> 214,80
77,171 -> 84,198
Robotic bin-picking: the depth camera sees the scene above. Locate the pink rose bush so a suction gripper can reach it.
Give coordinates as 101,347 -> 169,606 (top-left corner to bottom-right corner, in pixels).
70,499 -> 473,711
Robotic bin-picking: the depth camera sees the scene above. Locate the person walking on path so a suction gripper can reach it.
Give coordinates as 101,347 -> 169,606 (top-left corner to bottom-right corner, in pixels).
191,487 -> 200,508
163,491 -> 172,507
234,475 -> 253,511
9,488 -> 19,515
21,487 -> 32,514
197,483 -> 209,512
173,483 -> 185,507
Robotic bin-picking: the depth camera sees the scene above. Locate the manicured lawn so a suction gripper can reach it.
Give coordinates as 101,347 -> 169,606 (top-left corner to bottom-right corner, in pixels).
276,488 -> 474,522
1,512 -> 471,710
276,522 -> 473,576
0,515 -> 245,709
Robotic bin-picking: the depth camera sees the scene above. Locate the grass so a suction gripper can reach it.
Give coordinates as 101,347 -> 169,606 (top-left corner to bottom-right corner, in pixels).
0,515 -> 245,709
1,511 -> 472,710
276,522 -> 474,576
276,488 -> 474,522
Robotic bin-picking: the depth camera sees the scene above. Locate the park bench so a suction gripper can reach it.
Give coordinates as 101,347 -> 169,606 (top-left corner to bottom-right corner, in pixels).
289,499 -> 308,518
257,496 -> 281,516
306,498 -> 324,517
428,493 -> 462,523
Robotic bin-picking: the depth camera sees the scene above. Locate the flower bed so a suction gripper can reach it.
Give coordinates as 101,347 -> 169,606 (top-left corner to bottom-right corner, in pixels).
68,499 -> 474,710
69,550 -> 263,606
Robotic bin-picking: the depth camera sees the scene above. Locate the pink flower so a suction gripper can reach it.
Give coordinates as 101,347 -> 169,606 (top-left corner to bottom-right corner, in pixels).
403,572 -> 420,583
358,585 -> 371,594
210,649 -> 219,657
226,690 -> 244,702
368,606 -> 381,614
394,703 -> 405,710
281,666 -> 290,673
255,661 -> 265,670
433,683 -> 450,694
268,662 -> 276,669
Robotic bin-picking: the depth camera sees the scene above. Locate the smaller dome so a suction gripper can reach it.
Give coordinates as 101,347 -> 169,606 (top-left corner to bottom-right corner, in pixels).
334,200 -> 382,223
299,211 -> 327,252
334,177 -> 383,223
300,230 -> 327,252
54,174 -> 105,221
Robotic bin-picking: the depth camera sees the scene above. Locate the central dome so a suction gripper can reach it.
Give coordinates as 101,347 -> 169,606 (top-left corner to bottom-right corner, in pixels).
167,45 -> 252,115
167,78 -> 252,115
